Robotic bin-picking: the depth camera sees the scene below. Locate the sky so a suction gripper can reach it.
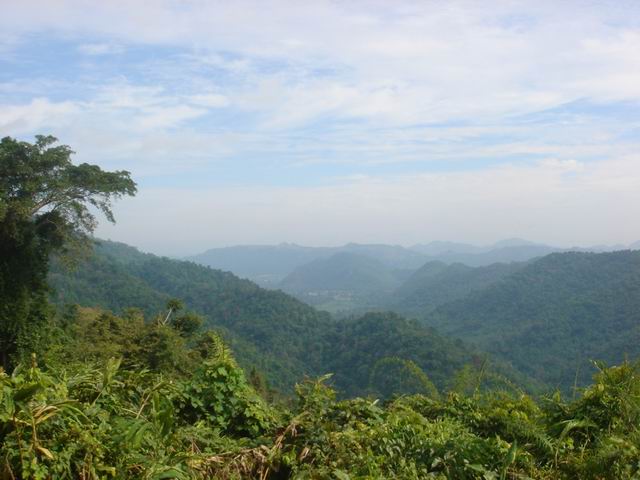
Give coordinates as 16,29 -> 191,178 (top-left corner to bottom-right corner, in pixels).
1,0 -> 640,256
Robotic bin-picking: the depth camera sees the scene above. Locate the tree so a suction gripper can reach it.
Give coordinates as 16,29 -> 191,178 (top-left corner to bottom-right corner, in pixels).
0,135 -> 136,369
160,298 -> 184,325
369,357 -> 439,399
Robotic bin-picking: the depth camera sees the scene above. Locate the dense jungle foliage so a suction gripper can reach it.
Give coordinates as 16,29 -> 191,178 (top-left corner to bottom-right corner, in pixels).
2,308 -> 640,479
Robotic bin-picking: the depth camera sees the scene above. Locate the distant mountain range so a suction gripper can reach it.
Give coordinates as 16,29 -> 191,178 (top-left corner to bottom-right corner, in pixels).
185,242 -> 427,284
187,239 -> 633,288
187,239 -> 638,314
410,238 -> 543,256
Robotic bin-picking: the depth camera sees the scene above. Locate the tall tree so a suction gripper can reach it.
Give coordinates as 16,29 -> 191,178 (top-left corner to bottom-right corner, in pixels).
0,135 -> 136,369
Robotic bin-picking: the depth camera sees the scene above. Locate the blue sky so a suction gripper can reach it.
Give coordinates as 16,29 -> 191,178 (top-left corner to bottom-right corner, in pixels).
1,1 -> 640,255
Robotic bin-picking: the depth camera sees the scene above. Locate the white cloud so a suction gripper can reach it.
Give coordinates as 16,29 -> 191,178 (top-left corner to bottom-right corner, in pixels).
0,98 -> 80,134
77,42 -> 123,55
133,105 -> 207,130
186,93 -> 230,108
3,1 -> 640,125
94,84 -> 166,110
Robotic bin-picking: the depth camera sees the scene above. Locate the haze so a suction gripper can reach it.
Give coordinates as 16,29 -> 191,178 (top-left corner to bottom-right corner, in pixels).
1,1 -> 640,256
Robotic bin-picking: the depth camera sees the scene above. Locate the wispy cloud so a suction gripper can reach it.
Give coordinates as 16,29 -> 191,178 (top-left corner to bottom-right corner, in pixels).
77,42 -> 124,56
0,98 -> 81,133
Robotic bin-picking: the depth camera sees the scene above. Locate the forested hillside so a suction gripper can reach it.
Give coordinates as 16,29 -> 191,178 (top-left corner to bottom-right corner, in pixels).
389,261 -> 526,315
425,250 -> 640,388
49,240 -> 522,395
49,241 -> 332,391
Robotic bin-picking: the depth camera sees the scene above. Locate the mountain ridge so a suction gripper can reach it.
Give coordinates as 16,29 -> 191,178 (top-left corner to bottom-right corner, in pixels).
187,240 -> 632,287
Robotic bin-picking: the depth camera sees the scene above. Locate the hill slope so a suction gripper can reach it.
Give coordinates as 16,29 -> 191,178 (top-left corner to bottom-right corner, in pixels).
185,243 -> 332,284
281,252 -> 402,293
390,261 -> 526,315
49,241 -> 332,390
426,250 -> 640,388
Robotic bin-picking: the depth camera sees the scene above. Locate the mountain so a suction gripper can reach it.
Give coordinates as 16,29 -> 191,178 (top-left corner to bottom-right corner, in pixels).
184,243 -> 332,285
389,261 -> 526,315
430,244 -> 559,267
49,240 -> 526,394
321,311 -> 537,397
410,239 -> 627,267
411,238 -> 547,256
280,252 -> 403,293
629,240 -> 640,250
187,240 -> 567,284
339,243 -> 427,269
425,250 -> 640,389
410,241 -> 483,256
279,252 -> 413,312
490,238 -> 543,248
186,239 -> 625,318
186,243 -> 426,286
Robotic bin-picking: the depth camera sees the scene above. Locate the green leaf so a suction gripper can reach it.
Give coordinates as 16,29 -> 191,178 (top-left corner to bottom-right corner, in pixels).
13,383 -> 43,402
333,470 -> 351,480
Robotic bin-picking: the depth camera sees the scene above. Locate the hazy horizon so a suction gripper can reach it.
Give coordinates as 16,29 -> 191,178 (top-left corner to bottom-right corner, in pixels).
94,235 -> 637,259
2,1 -> 640,256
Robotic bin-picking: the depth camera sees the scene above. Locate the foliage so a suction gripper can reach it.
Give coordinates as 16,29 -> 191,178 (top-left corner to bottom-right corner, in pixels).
3,299 -> 640,478
44,306 -> 201,377
369,357 -> 439,399
0,347 -> 275,479
260,362 -> 640,479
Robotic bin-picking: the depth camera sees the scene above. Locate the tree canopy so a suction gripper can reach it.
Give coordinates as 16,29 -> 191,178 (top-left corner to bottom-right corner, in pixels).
0,135 -> 136,369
